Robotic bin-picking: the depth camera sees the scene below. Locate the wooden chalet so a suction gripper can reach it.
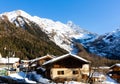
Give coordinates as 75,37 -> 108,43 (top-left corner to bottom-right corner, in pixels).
43,53 -> 90,82
30,54 -> 54,70
109,63 -> 120,82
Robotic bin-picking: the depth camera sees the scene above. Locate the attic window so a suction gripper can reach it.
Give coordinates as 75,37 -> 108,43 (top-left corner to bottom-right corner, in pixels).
73,70 -> 78,74
57,71 -> 64,75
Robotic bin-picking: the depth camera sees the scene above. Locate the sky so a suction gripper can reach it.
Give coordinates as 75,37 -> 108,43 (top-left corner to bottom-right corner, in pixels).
0,0 -> 120,34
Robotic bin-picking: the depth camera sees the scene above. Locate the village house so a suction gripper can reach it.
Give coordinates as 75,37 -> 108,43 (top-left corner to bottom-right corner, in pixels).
98,66 -> 110,73
29,54 -> 54,71
0,57 -> 20,69
21,60 -> 30,68
88,66 -> 109,83
108,63 -> 120,82
43,53 -> 90,82
17,60 -> 31,72
0,57 -> 20,76
90,71 -> 106,83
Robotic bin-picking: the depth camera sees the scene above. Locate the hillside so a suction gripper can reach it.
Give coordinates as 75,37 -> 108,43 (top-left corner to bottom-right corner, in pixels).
0,16 -> 67,59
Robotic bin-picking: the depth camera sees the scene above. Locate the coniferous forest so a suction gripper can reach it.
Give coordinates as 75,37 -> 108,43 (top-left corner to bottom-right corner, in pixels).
0,16 -> 67,59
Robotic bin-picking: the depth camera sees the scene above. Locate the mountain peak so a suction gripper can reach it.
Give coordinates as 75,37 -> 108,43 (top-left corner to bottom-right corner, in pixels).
1,10 -> 29,16
14,10 -> 28,16
0,10 -> 32,22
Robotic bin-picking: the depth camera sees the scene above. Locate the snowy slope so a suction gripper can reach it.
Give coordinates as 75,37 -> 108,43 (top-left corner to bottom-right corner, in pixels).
0,10 -> 97,52
86,29 -> 120,59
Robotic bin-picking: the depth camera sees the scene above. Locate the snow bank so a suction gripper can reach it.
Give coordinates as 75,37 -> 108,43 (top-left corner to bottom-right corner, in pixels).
65,81 -> 88,84
9,71 -> 49,83
27,71 -> 50,84
9,71 -> 25,79
24,78 -> 36,83
102,76 -> 117,84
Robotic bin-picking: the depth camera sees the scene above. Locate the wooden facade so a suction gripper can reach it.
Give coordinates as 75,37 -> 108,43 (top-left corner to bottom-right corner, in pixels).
30,54 -> 54,70
109,63 -> 120,82
43,54 -> 90,82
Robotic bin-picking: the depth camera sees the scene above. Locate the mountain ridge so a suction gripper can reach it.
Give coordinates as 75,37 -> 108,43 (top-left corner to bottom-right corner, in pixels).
86,29 -> 120,59
0,10 -> 97,53
0,10 -> 120,60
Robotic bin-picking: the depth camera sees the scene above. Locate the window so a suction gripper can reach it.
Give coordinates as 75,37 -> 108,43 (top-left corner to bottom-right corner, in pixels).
57,71 -> 64,75
73,70 -> 78,75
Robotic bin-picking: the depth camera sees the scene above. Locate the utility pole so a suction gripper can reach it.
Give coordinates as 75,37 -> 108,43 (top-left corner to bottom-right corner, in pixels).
8,51 -> 10,70
4,47 -> 7,69
4,47 -> 10,70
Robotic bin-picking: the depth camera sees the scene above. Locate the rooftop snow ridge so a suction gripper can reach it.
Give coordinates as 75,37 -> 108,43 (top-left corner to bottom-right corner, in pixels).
43,53 -> 90,65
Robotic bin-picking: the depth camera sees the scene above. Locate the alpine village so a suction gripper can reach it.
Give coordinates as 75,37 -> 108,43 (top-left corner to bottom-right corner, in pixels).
0,10 -> 119,84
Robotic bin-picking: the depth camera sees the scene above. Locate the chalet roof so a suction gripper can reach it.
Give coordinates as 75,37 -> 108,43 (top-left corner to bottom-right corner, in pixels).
99,66 -> 110,69
91,72 -> 105,78
21,60 -> 30,63
43,53 -> 90,66
110,63 -> 120,69
30,54 -> 54,63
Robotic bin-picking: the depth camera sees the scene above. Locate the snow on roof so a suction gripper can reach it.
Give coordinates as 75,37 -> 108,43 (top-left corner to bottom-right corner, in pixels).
99,66 -> 110,69
110,63 -> 120,68
21,60 -> 30,63
115,63 -> 120,67
91,72 -> 105,78
30,54 -> 54,63
43,53 -> 90,66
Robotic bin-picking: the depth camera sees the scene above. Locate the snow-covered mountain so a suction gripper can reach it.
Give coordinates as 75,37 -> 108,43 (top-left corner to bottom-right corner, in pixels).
0,10 -> 97,53
86,29 -> 120,59
1,10 -> 120,60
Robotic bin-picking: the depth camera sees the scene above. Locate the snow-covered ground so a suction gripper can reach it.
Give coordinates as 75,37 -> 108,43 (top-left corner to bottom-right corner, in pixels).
9,71 -> 49,84
6,71 -> 118,84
